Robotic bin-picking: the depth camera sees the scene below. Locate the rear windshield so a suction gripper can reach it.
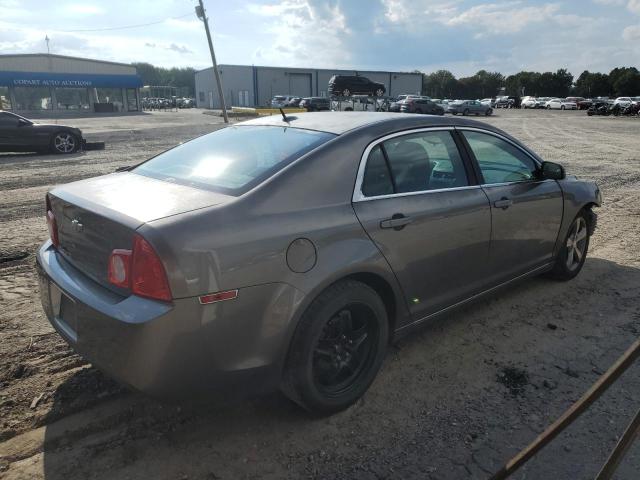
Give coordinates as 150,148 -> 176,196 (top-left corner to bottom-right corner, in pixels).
133,125 -> 335,195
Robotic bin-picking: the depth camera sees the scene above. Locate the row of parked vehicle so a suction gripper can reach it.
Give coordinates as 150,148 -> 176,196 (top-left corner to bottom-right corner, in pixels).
141,97 -> 195,110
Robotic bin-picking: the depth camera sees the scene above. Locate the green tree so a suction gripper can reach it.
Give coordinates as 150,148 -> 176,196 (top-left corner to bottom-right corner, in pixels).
610,68 -> 640,96
574,71 -> 611,97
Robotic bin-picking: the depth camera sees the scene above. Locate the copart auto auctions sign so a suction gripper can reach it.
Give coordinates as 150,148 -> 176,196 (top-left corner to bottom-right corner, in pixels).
12,79 -> 92,87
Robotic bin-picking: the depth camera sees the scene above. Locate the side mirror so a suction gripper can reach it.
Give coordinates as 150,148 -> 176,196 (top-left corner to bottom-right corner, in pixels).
18,118 -> 32,127
540,161 -> 565,180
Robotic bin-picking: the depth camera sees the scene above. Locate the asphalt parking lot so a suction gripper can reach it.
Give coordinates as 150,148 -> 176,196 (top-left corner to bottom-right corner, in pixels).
1,108 -> 639,479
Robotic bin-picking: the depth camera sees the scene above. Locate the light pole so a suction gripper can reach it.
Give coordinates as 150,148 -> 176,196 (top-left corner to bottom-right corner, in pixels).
196,0 -> 229,123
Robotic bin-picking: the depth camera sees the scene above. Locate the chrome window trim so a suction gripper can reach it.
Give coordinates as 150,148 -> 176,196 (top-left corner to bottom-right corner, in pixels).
352,126 -> 474,203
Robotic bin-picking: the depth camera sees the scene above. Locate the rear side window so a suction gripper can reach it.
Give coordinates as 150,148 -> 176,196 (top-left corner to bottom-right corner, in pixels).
462,131 -> 538,184
134,126 -> 335,195
361,131 -> 468,197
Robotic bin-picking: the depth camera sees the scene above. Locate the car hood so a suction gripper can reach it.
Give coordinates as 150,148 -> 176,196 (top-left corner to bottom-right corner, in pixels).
31,122 -> 81,131
50,171 -> 233,229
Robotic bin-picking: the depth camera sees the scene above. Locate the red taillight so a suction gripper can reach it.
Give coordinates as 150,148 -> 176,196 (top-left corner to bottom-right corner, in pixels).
107,234 -> 172,302
46,195 -> 59,247
130,234 -> 172,302
199,290 -> 238,305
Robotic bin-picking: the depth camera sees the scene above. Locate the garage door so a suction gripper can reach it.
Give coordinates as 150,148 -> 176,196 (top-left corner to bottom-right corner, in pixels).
289,74 -> 311,97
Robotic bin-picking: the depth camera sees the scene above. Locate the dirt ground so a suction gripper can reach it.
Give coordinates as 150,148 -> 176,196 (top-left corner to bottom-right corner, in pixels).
0,108 -> 639,480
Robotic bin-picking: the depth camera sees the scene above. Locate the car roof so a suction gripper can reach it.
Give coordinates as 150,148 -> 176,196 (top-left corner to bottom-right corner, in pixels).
238,111 -> 499,135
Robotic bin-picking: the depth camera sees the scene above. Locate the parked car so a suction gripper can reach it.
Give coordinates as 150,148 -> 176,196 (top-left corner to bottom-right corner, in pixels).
521,97 -> 538,109
37,112 -> 601,413
613,97 -> 633,107
495,96 -> 521,108
399,98 -> 444,115
287,97 -> 303,107
329,75 -> 386,97
479,98 -> 495,107
0,111 -> 83,154
577,99 -> 593,110
565,97 -> 585,106
299,97 -> 330,111
447,100 -> 493,116
545,98 -> 577,110
389,94 -> 423,112
271,95 -> 295,108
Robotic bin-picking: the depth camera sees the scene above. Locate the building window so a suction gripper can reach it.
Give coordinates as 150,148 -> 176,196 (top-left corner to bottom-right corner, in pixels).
199,91 -> 205,103
0,87 -> 11,110
126,88 -> 138,111
95,88 -> 124,111
13,86 -> 52,110
55,88 -> 90,110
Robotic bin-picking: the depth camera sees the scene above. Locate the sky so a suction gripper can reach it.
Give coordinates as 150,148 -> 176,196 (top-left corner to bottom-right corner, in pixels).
1,0 -> 639,77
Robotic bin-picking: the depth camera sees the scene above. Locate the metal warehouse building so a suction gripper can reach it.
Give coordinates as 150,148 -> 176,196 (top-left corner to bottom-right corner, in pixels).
0,54 -> 142,113
195,64 -> 423,108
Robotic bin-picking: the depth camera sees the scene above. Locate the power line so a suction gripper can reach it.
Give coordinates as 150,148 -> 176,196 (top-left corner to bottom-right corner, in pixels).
55,12 -> 193,33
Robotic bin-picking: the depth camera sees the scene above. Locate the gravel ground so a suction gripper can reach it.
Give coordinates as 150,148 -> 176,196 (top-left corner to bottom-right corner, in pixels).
0,108 -> 639,480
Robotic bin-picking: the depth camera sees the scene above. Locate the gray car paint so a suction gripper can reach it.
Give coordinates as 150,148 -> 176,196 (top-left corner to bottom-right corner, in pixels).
37,112 -> 601,398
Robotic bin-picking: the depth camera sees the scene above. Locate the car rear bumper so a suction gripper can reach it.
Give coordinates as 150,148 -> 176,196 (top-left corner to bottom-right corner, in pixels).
36,241 -> 304,399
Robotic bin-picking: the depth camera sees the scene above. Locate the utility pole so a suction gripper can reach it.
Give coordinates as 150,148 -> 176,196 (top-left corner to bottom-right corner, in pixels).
45,35 -> 50,54
196,0 -> 228,123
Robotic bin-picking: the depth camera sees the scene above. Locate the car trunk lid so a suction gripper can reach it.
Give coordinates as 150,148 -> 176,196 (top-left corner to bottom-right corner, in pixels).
49,172 -> 232,292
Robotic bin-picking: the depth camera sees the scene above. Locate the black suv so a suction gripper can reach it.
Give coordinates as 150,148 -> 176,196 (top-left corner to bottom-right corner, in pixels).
328,75 -> 386,97
299,97 -> 330,111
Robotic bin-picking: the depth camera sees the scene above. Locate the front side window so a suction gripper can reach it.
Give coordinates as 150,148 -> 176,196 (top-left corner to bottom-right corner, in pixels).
134,126 -> 335,195
463,131 -> 538,184
361,130 -> 469,197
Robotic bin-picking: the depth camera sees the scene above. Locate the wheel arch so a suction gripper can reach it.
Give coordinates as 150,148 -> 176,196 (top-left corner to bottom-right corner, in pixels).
278,267 -> 408,377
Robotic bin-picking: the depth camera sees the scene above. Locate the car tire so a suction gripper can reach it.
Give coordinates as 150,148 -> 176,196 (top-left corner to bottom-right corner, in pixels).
463,109 -> 469,116
485,108 -> 493,116
561,105 -> 565,110
546,105 -> 551,110
281,279 -> 389,414
342,88 -> 351,97
548,210 -> 591,281
50,131 -> 79,154
375,88 -> 384,97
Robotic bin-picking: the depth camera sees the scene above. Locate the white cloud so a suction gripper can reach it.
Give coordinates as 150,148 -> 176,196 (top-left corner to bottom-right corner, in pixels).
61,4 -> 105,16
628,0 -> 640,13
622,23 -> 640,39
246,1 -> 352,68
446,2 -> 561,36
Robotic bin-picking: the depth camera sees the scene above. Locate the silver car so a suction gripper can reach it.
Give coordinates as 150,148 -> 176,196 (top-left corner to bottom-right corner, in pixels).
37,112 -> 601,413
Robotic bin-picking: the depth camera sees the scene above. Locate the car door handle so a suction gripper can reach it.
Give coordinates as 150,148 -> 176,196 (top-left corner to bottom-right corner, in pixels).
493,198 -> 513,209
380,214 -> 413,230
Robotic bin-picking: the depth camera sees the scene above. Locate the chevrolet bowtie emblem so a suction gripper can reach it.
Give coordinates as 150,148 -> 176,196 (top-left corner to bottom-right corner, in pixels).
71,218 -> 84,233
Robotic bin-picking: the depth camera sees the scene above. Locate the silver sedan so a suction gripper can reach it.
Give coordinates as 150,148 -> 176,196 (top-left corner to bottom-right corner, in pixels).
37,112 -> 600,413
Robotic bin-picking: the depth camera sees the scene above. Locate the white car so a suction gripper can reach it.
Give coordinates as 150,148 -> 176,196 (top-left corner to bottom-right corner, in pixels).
270,95 -> 295,108
545,98 -> 577,110
613,97 -> 633,107
479,98 -> 493,106
521,97 -> 539,108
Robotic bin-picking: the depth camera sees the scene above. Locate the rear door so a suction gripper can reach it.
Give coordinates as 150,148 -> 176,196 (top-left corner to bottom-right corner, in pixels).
459,129 -> 563,285
352,128 -> 491,321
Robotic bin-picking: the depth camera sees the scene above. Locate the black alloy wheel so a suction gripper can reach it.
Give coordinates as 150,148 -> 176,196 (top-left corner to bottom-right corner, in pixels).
281,280 -> 388,414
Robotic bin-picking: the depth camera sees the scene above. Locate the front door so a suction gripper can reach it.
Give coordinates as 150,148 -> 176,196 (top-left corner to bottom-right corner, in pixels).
0,112 -> 19,148
460,129 -> 563,284
352,129 -> 491,321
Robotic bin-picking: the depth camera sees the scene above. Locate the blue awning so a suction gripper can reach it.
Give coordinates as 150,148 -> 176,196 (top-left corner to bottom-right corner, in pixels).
0,71 -> 143,88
